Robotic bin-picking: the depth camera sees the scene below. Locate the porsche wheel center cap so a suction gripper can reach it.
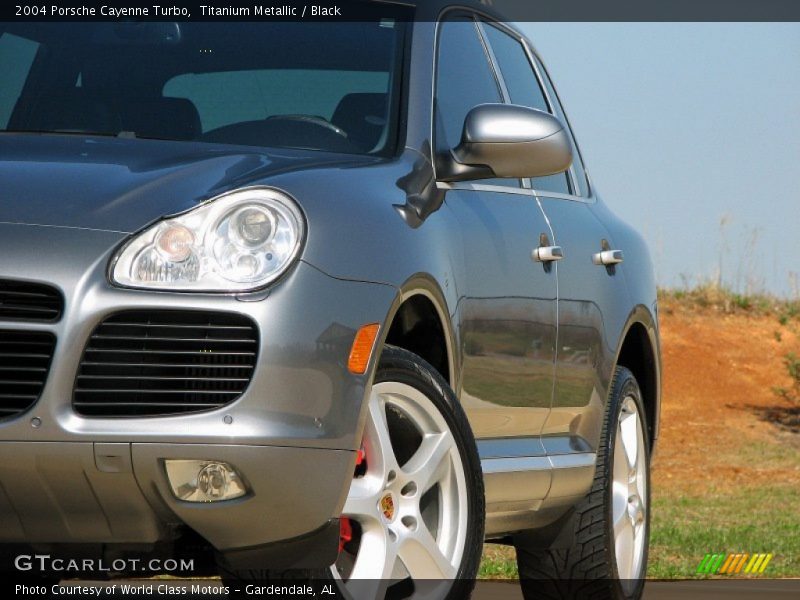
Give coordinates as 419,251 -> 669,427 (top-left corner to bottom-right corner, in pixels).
379,492 -> 396,522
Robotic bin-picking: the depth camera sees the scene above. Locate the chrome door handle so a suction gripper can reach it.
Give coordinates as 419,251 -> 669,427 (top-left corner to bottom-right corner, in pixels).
533,246 -> 564,263
592,249 -> 624,265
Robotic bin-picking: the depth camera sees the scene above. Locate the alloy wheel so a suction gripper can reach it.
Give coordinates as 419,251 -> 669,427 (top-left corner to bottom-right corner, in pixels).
332,381 -> 469,598
612,394 -> 648,591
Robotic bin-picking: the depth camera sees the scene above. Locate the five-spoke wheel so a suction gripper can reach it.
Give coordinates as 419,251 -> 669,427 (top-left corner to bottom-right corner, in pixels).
332,347 -> 484,600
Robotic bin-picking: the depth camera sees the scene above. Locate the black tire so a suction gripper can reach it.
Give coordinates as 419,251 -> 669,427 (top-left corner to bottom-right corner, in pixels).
516,366 -> 651,600
222,345 -> 485,599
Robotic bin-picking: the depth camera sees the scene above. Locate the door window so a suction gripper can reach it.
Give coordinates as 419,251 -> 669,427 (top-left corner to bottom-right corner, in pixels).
481,24 -> 571,195
435,18 -> 503,151
435,17 -> 521,188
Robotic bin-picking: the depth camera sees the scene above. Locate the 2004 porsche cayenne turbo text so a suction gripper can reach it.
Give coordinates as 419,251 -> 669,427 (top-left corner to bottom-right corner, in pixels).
0,2 -> 660,599
37,6 -> 191,17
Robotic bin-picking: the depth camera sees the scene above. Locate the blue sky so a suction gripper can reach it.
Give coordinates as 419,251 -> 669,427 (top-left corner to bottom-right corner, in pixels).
519,23 -> 800,297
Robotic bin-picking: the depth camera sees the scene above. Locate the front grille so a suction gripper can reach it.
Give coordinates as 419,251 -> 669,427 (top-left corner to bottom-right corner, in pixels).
0,279 -> 63,322
74,310 -> 259,417
0,330 -> 56,419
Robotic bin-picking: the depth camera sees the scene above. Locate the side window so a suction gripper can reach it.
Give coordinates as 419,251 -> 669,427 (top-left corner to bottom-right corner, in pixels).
435,17 -> 520,188
482,24 -> 571,195
532,54 -> 590,197
0,33 -> 39,128
482,24 -> 548,112
435,18 -> 502,150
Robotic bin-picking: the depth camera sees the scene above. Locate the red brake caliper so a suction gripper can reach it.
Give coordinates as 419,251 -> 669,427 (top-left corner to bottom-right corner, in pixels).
338,517 -> 353,553
340,446 -> 366,553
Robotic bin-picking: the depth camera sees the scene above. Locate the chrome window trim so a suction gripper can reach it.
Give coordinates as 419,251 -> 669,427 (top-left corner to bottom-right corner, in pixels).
475,20 -> 511,104
437,181 -> 532,196
533,190 -> 592,204
473,19 -> 509,104
438,183 -> 592,203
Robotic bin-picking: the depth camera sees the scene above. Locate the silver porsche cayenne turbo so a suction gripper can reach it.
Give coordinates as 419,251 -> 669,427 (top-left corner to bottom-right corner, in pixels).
0,2 -> 660,599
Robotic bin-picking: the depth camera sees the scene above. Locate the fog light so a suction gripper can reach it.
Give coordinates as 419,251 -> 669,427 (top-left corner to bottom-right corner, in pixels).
164,460 -> 247,502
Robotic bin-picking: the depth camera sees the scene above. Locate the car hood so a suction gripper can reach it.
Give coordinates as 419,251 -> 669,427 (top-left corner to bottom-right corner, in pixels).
0,134 -> 380,232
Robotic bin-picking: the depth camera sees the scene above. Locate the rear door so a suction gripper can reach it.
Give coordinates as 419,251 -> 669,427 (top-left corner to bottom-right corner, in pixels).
434,16 -> 557,444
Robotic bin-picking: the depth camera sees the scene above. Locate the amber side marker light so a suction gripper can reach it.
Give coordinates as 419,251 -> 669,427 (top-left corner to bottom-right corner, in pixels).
348,323 -> 380,374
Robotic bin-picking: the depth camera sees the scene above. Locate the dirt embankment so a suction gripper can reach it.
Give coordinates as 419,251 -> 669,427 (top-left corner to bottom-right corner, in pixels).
652,300 -> 800,494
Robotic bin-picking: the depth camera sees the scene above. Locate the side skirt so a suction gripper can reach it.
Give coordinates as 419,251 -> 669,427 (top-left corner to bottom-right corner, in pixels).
479,436 -> 596,538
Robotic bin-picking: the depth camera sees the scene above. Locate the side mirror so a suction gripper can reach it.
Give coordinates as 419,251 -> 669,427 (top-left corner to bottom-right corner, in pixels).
437,104 -> 573,182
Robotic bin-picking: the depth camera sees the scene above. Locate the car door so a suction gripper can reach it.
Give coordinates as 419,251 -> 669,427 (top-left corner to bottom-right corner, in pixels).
434,16 -> 557,445
478,23 -> 596,456
526,50 -> 629,454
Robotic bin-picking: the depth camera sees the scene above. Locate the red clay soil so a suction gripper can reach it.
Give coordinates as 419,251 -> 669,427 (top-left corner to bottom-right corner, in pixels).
651,301 -> 800,494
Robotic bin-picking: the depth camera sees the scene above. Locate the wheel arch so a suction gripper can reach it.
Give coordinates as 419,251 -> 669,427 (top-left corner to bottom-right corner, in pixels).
613,306 -> 662,451
380,275 -> 457,390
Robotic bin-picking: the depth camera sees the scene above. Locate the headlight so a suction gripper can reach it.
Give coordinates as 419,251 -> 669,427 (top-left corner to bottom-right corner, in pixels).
111,188 -> 304,292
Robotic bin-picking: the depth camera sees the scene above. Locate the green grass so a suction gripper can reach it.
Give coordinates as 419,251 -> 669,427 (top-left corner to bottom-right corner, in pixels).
479,544 -> 517,579
734,440 -> 800,467
648,485 -> 800,578
479,484 -> 800,580
658,284 -> 800,319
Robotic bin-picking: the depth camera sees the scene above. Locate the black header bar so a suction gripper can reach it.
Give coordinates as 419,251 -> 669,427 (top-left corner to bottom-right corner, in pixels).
3,0 -> 800,22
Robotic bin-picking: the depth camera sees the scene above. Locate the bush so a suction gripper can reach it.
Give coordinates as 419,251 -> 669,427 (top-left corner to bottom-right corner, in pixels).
774,352 -> 800,405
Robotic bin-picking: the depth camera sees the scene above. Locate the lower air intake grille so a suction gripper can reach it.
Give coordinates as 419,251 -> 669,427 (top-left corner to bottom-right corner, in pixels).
0,279 -> 63,322
74,310 -> 258,417
0,330 -> 56,420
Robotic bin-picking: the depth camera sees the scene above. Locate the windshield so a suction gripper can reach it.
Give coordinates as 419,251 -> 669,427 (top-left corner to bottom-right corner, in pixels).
0,21 -> 406,155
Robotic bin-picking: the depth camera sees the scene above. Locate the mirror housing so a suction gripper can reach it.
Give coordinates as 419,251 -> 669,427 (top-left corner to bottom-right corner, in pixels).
437,104 -> 573,182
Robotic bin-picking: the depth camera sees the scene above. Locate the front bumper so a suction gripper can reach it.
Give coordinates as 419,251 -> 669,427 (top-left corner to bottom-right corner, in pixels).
0,441 -> 350,552
0,223 -> 397,552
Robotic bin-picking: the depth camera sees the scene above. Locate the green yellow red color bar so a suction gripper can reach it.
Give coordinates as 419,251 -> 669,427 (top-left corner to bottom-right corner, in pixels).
696,553 -> 773,575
